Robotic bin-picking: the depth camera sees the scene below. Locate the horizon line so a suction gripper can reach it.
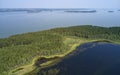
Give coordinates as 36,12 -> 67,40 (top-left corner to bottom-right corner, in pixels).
0,8 -> 119,9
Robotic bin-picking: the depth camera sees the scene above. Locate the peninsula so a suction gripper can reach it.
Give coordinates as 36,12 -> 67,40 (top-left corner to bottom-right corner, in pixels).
0,25 -> 120,75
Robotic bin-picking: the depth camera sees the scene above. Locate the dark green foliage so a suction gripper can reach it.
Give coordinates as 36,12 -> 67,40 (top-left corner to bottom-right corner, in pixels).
0,31 -> 64,74
51,25 -> 120,40
0,25 -> 120,74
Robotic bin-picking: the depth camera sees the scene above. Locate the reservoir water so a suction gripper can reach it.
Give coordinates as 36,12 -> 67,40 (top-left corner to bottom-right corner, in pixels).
0,8 -> 120,38
38,42 -> 120,75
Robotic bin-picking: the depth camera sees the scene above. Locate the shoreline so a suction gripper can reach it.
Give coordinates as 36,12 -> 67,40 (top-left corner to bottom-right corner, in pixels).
10,37 -> 119,75
1,25 -> 120,75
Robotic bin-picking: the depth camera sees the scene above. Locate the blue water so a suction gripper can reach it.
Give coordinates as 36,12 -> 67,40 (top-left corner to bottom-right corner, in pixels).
38,43 -> 120,75
0,9 -> 120,38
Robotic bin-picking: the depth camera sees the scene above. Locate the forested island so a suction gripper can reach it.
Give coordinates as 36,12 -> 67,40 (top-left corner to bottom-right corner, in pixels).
65,10 -> 96,13
0,25 -> 120,75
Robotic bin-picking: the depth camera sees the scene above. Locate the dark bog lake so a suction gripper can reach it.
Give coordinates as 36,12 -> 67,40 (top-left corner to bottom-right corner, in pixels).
38,42 -> 120,75
0,8 -> 120,38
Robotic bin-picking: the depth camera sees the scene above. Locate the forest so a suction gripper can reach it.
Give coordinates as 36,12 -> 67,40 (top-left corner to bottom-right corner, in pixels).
0,25 -> 120,75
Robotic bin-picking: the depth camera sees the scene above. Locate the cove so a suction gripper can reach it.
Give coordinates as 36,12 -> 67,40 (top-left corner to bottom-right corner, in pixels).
38,42 -> 120,75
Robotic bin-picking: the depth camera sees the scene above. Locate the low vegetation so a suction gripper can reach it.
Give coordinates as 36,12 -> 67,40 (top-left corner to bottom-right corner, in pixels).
0,25 -> 120,75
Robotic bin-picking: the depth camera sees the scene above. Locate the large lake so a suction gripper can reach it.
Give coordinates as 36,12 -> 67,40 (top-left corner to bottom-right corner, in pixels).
0,8 -> 120,38
38,42 -> 120,75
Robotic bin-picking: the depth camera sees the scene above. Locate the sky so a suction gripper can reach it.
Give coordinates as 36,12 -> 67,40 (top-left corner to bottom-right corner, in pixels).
0,0 -> 119,8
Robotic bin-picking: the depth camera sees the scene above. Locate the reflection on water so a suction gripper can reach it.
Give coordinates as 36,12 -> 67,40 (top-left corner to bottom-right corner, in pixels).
38,43 -> 120,75
0,9 -> 120,38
